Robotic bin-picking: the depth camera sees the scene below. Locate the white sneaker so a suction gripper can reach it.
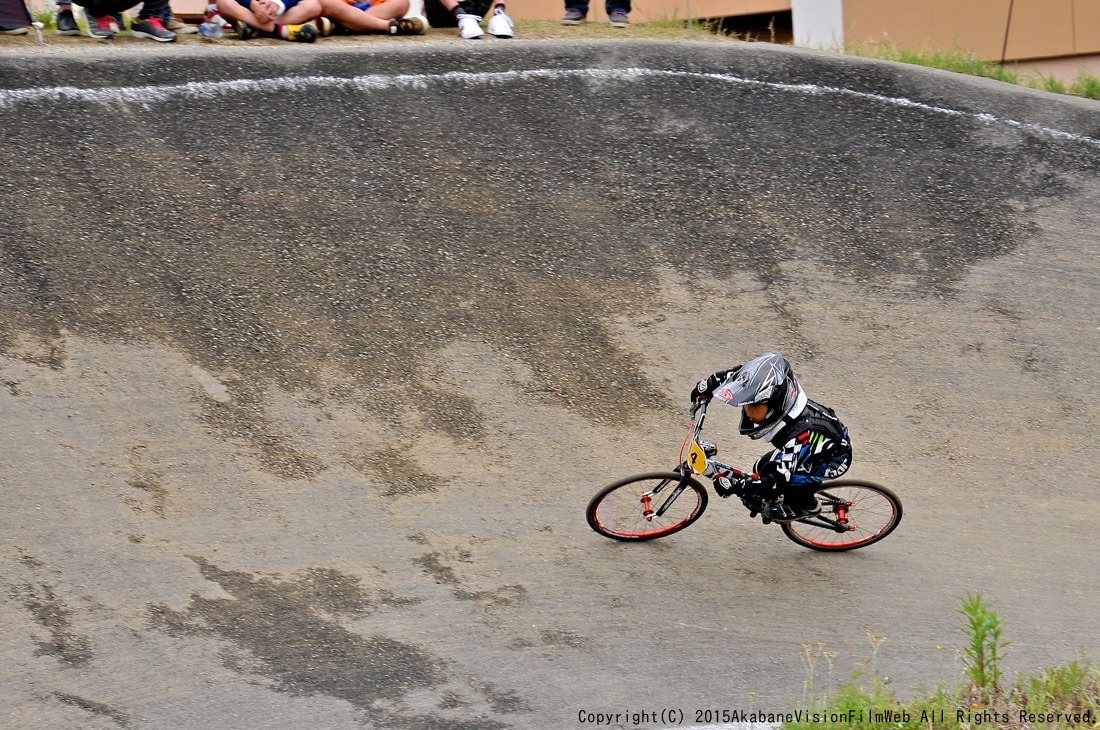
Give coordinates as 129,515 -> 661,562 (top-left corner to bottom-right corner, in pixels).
456,12 -> 483,38
486,10 -> 513,37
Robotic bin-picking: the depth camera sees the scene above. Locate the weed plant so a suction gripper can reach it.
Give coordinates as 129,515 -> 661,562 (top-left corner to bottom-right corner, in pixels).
959,592 -> 1011,700
784,594 -> 1099,730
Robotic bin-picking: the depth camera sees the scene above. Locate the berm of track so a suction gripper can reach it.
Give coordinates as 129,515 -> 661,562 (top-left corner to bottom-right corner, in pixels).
1,39 -> 1098,729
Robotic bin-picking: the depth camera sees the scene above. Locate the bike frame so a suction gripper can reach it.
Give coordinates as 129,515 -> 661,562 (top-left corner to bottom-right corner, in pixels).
682,399 -> 851,533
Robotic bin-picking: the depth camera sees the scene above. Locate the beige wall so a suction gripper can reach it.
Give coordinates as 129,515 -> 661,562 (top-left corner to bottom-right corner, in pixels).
1076,0 -> 1100,52
503,0 -> 788,23
843,0 -> 1100,62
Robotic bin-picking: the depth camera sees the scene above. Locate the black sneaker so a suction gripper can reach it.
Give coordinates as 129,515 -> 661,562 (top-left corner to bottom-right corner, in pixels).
56,7 -> 80,34
561,8 -> 585,24
130,16 -> 177,41
767,497 -> 820,522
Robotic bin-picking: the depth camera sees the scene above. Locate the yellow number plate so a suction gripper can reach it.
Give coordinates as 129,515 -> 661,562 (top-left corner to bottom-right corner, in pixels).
687,440 -> 708,475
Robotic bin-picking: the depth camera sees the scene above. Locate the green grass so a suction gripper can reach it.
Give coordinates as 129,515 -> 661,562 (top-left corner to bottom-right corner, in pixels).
783,595 -> 1100,730
847,41 -> 1100,100
1069,73 -> 1100,99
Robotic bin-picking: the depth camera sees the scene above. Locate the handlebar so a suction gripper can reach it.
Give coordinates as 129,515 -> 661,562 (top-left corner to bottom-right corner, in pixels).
684,398 -> 747,480
688,397 -> 709,435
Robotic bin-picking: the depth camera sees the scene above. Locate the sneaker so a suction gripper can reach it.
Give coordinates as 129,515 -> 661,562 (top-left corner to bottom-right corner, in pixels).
130,16 -> 177,41
110,12 -> 124,32
608,9 -> 628,26
234,20 -> 259,39
561,8 -> 584,24
767,497 -> 820,522
166,16 -> 198,33
456,12 -> 483,38
56,7 -> 80,34
281,22 -> 318,41
82,10 -> 115,39
388,14 -> 426,34
486,9 -> 513,37
794,497 -> 821,518
762,501 -> 797,522
0,25 -> 29,34
312,16 -> 334,36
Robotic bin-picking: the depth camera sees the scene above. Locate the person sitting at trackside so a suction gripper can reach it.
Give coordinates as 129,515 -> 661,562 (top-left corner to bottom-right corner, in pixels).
217,0 -> 322,42
319,0 -> 426,35
78,0 -> 178,40
423,0 -> 513,39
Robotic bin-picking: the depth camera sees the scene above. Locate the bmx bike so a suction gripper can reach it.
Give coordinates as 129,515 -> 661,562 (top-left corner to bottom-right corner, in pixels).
585,399 -> 902,551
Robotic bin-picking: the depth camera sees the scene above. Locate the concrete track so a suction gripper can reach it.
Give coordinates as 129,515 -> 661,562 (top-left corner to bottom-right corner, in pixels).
1,40 -> 1098,729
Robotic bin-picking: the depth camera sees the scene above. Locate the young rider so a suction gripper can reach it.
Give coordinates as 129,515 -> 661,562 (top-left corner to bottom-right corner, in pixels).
689,351 -> 852,522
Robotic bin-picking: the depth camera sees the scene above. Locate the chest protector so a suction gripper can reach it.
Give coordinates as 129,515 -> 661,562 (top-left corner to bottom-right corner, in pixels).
770,399 -> 848,451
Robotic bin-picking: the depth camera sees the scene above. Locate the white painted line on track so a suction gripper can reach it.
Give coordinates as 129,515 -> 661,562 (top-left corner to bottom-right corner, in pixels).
0,68 -> 1097,150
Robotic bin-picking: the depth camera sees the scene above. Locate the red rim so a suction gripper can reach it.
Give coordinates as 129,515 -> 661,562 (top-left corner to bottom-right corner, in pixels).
587,473 -> 708,541
782,481 -> 901,551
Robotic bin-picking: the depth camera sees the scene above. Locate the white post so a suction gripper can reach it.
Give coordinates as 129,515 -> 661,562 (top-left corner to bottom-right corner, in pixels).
790,0 -> 845,50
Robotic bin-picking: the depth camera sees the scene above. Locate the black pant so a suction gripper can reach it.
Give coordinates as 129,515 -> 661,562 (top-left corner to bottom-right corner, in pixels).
564,0 -> 630,15
424,0 -> 493,26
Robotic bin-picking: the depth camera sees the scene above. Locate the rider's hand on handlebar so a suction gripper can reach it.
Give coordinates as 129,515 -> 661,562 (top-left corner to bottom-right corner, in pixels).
714,474 -> 748,498
689,375 -> 719,403
690,366 -> 741,403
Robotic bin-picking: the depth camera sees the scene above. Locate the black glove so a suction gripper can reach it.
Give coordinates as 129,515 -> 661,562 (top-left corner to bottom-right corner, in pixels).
713,474 -> 747,498
689,366 -> 740,403
740,479 -> 773,500
690,370 -> 725,402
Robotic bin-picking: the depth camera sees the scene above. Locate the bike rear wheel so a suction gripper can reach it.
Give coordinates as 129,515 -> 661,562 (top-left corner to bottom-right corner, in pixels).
781,480 -> 902,551
587,471 -> 709,541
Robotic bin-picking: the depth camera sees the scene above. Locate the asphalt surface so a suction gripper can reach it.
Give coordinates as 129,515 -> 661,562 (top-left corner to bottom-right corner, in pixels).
1,39 -> 1099,730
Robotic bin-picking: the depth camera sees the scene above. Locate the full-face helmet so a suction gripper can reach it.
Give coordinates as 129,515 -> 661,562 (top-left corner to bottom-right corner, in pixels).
713,352 -> 806,440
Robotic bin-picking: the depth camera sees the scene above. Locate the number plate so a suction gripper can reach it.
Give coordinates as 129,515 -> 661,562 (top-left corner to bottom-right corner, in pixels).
687,440 -> 708,475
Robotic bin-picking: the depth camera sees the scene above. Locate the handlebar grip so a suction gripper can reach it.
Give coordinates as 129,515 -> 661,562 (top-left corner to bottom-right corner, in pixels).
689,398 -> 709,419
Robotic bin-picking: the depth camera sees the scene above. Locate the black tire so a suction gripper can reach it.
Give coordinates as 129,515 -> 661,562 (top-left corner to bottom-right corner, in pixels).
781,480 -> 902,552
587,472 -> 709,541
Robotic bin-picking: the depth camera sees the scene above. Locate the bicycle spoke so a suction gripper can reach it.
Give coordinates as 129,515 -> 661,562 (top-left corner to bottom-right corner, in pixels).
782,481 -> 902,551
587,473 -> 709,541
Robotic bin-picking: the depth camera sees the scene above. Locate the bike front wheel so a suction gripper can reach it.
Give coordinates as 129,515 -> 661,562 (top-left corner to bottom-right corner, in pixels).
587,471 -> 709,541
781,480 -> 902,551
